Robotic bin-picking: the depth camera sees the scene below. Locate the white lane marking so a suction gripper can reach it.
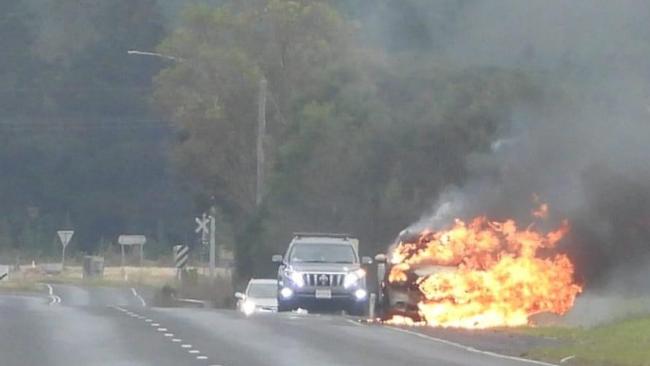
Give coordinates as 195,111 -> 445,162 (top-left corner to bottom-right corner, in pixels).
131,287 -> 147,307
386,326 -> 559,366
345,319 -> 363,327
189,350 -> 200,354
196,356 -> 208,360
560,355 -> 576,363
45,284 -> 61,305
181,344 -> 192,348
145,319 -> 153,323
157,328 -> 168,332
172,338 -> 182,342
164,333 -> 174,337
151,323 -> 160,327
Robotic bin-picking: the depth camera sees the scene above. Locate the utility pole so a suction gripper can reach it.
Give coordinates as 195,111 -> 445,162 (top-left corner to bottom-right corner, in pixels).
209,206 -> 217,278
256,77 -> 267,207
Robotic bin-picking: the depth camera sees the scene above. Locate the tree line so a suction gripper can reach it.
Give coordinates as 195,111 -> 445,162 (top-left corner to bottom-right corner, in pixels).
2,0 -> 545,276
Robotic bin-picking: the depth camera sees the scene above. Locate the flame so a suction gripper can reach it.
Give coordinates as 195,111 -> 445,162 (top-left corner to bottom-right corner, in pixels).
532,194 -> 549,219
388,210 -> 582,329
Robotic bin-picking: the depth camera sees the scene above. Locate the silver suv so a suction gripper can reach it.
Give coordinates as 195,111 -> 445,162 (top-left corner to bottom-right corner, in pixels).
272,233 -> 372,315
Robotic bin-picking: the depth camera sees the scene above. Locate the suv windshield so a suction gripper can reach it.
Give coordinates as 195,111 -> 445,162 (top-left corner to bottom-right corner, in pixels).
289,243 -> 357,264
247,283 -> 277,298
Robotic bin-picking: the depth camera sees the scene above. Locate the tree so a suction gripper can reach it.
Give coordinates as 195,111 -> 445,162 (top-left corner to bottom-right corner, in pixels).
154,1 -> 356,220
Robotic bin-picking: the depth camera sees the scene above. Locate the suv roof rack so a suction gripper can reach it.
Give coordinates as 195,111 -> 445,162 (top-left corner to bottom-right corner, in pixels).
292,232 -> 353,240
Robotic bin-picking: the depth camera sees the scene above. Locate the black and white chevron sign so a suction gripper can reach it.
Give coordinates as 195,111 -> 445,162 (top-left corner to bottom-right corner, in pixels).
174,245 -> 190,269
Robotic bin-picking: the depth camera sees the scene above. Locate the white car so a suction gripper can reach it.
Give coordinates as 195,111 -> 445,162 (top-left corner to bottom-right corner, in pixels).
235,279 -> 278,315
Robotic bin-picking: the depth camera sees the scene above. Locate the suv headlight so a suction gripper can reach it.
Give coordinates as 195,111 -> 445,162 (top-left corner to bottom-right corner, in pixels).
344,269 -> 366,288
285,269 -> 305,288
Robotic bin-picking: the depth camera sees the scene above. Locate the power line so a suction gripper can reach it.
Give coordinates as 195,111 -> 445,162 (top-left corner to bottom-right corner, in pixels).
0,118 -> 174,132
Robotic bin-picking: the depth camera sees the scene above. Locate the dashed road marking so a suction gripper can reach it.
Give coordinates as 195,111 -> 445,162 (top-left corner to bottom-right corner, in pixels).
112,307 -> 225,366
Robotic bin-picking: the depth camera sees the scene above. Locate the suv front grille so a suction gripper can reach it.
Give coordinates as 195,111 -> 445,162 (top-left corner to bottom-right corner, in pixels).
303,273 -> 345,287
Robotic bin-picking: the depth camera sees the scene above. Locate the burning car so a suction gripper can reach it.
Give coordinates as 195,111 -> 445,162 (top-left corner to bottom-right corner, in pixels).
375,214 -> 582,329
374,230 -> 451,321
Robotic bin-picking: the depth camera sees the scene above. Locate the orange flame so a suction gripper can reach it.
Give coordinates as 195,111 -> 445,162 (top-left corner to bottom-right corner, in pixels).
388,211 -> 582,329
532,194 -> 549,219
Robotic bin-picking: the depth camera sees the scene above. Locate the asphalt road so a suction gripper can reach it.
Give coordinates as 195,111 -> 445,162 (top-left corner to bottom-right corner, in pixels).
0,285 -> 557,366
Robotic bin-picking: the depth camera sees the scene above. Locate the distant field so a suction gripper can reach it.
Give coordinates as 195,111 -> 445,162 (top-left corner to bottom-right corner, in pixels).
522,316 -> 650,366
1,266 -> 180,288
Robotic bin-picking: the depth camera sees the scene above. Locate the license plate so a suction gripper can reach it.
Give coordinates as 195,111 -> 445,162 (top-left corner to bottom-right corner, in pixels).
315,289 -> 332,299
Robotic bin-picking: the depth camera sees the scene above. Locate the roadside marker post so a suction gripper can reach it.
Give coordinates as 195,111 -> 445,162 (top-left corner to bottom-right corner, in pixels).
173,245 -> 190,280
57,230 -> 74,270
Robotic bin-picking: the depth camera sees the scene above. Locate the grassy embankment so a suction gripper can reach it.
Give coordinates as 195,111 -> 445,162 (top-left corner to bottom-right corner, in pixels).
0,266 -> 178,291
523,316 -> 650,366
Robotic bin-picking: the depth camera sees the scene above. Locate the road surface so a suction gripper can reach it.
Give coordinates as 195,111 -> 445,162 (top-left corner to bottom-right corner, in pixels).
0,285 -> 556,366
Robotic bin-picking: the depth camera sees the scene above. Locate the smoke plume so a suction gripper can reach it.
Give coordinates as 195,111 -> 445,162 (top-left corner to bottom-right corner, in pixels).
396,0 -> 650,296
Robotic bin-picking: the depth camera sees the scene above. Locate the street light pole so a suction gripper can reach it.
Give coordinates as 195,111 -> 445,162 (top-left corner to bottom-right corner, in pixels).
127,50 -> 181,62
256,77 -> 267,207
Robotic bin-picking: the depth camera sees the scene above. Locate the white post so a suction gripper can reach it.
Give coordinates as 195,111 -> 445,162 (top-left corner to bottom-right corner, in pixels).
209,207 -> 216,278
369,293 -> 377,319
61,245 -> 66,270
121,244 -> 126,281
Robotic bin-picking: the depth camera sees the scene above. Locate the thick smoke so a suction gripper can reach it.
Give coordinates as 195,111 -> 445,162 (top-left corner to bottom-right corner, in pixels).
399,0 -> 650,303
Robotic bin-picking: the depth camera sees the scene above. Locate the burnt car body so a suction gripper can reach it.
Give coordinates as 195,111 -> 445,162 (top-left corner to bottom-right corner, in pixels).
375,230 -> 456,320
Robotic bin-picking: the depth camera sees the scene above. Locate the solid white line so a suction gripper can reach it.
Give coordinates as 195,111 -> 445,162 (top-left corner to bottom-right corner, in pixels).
46,284 -> 61,305
345,319 -> 364,327
131,287 -> 147,307
560,355 -> 575,363
385,326 -> 559,366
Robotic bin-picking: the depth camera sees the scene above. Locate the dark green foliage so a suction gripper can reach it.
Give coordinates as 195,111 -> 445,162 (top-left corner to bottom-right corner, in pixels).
0,0 -> 192,258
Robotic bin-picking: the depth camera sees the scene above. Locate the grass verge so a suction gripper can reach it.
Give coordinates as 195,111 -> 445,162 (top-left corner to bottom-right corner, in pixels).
521,316 -> 650,366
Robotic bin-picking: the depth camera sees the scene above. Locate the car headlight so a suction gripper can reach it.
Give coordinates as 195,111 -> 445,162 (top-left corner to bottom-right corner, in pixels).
242,300 -> 256,316
285,270 -> 305,288
344,269 -> 366,288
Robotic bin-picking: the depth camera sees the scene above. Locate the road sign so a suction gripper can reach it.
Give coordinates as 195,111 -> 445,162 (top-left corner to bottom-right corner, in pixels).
174,245 -> 190,269
118,235 -> 146,246
57,230 -> 74,248
117,235 -> 146,280
195,214 -> 209,235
